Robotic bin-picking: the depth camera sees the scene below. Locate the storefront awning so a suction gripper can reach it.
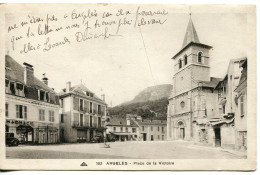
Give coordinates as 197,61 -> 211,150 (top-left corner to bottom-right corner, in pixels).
110,132 -> 136,136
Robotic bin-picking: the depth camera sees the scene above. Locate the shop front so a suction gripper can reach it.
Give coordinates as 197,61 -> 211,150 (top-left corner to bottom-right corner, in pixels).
109,132 -> 136,141
6,119 -> 60,144
35,125 -> 59,144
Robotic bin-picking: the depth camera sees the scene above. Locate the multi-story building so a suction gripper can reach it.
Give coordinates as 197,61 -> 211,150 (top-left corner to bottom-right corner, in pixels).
234,59 -> 247,151
167,16 -> 221,145
128,115 -> 167,141
137,119 -> 167,141
58,82 -> 107,143
105,115 -> 139,141
5,55 -> 60,144
214,57 -> 246,149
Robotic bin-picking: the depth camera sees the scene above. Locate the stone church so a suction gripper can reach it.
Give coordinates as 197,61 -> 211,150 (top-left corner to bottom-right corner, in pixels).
167,16 -> 223,146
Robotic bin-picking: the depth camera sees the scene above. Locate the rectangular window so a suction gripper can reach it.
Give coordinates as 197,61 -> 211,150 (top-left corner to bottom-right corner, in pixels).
151,135 -> 154,141
98,105 -> 101,115
240,95 -> 244,116
19,105 -> 23,118
24,106 -> 27,120
98,117 -> 101,127
151,126 -> 153,131
49,111 -> 54,122
90,116 -> 93,127
162,127 -> 164,133
158,135 -> 160,140
79,113 -> 83,126
162,135 -> 164,140
120,127 -> 123,132
79,99 -> 83,111
5,103 -> 8,117
158,126 -> 160,131
90,102 -> 93,113
60,99 -> 64,108
61,114 -> 64,123
132,128 -> 136,133
39,109 -> 45,121
125,127 -> 128,132
113,127 -> 116,132
16,105 -> 24,119
142,126 -> 144,131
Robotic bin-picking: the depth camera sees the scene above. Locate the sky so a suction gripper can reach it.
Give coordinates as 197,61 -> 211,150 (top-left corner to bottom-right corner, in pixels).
5,4 -> 247,107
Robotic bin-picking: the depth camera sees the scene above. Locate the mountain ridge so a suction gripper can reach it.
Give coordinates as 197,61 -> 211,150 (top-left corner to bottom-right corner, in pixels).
120,84 -> 173,106
108,84 -> 173,119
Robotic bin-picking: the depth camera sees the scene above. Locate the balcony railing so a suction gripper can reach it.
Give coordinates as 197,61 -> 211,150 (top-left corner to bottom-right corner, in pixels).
72,121 -> 103,128
97,111 -> 104,116
79,106 -> 84,111
72,121 -> 90,127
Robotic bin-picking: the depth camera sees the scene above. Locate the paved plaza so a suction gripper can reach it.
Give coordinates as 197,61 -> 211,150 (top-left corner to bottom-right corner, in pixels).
6,141 -> 247,159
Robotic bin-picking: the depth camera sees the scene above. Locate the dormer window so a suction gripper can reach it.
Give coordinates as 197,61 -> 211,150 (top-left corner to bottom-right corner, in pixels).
86,92 -> 89,96
10,82 -> 15,95
198,52 -> 203,63
179,59 -> 182,69
184,55 -> 188,65
46,92 -> 50,102
40,90 -> 45,101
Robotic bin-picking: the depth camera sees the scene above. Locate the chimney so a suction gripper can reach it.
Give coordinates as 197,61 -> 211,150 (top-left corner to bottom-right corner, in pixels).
23,62 -> 34,85
66,81 -> 71,92
42,73 -> 48,85
101,94 -> 105,101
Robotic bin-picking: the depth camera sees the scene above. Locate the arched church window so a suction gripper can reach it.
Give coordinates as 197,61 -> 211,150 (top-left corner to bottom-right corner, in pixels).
180,101 -> 185,108
178,121 -> 184,127
179,59 -> 182,69
198,52 -> 203,63
184,55 -> 188,65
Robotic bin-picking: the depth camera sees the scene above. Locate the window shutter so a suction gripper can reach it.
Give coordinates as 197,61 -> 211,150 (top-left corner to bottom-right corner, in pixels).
39,110 -> 41,121
24,106 -> 27,120
16,105 -> 19,118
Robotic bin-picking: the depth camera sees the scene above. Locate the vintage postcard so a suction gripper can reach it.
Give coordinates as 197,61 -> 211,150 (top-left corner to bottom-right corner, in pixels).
0,3 -> 256,170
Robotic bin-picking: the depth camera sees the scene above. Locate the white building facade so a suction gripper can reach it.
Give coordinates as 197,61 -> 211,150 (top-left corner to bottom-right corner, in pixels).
5,55 -> 60,144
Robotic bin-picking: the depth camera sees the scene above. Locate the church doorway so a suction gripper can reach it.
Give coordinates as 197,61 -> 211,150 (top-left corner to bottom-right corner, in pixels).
180,128 -> 185,140
177,121 -> 185,140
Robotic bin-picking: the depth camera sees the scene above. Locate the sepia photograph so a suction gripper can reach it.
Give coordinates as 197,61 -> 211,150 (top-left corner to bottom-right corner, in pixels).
0,2 -> 257,171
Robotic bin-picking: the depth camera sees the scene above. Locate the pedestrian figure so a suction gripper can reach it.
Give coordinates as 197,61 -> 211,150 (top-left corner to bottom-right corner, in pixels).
104,138 -> 110,148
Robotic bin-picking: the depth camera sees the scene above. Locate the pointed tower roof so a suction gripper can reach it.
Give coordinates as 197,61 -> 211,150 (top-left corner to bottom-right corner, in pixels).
182,17 -> 200,48
171,15 -> 212,60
